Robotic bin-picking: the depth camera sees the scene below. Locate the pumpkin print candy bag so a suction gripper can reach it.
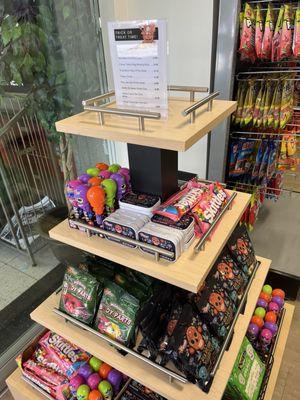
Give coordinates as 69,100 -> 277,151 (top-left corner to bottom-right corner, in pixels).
208,248 -> 249,305
227,224 -> 256,275
167,303 -> 220,391
193,281 -> 237,341
60,266 -> 100,325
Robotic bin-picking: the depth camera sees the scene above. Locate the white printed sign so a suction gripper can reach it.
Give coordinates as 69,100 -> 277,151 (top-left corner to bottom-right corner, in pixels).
108,19 -> 168,117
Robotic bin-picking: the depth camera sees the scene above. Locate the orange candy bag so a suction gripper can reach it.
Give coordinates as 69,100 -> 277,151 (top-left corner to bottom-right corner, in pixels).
279,4 -> 294,60
262,4 -> 275,60
293,8 -> 300,57
239,3 -> 256,63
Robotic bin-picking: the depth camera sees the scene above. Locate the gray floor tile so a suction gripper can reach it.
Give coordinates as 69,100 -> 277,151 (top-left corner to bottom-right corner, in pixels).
0,264 -> 35,310
0,242 -> 19,264
7,245 -> 59,280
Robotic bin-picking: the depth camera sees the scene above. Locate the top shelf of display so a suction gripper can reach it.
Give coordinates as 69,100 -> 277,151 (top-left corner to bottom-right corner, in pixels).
55,88 -> 236,152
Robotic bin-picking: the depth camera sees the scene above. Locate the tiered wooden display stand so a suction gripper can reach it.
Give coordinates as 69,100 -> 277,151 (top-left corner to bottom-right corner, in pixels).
6,94 -> 295,400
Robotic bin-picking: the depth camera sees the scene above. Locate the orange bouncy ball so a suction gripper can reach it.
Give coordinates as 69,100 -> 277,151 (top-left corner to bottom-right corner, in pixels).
265,311 -> 277,324
87,186 -> 105,215
251,315 -> 264,329
272,289 -> 285,299
96,163 -> 109,171
259,292 -> 272,303
88,177 -> 103,187
98,363 -> 112,379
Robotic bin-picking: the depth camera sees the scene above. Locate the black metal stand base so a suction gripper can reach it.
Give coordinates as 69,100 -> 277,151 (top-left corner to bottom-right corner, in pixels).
127,144 -> 178,201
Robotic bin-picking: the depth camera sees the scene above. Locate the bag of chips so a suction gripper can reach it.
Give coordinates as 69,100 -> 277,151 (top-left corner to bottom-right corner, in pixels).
60,266 -> 100,325
227,224 -> 256,275
234,81 -> 248,125
279,4 -> 294,60
272,80 -> 283,129
252,82 -> 263,126
208,249 -> 249,305
239,3 -> 256,63
255,5 -> 264,59
166,303 -> 220,390
262,80 -> 273,128
94,282 -> 139,346
272,5 -> 284,61
280,78 -> 295,129
243,81 -> 256,125
193,281 -> 236,341
293,8 -> 300,57
262,4 -> 275,60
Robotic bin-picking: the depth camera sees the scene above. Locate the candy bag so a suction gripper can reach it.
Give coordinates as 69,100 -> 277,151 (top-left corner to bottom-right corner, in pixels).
193,281 -> 236,340
262,80 -> 273,128
37,331 -> 90,378
153,187 -> 204,222
262,4 -> 275,60
256,81 -> 267,127
252,82 -> 263,126
230,140 -> 256,177
251,139 -> 265,184
239,3 -> 256,63
279,4 -> 294,60
267,80 -> 278,127
227,224 -> 256,274
228,141 -> 240,178
60,266 -> 100,325
258,142 -> 270,183
22,358 -> 68,398
255,5 -> 264,59
272,5 -> 284,61
266,141 -> 279,181
166,303 -> 220,390
273,80 -> 283,129
280,78 -> 295,129
94,282 -> 139,346
293,8 -> 300,57
208,248 -> 248,305
243,81 -> 256,125
234,81 -> 247,125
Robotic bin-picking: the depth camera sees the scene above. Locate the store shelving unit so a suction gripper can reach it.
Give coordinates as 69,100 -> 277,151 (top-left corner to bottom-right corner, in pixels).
5,92 -> 295,400
49,189 -> 250,293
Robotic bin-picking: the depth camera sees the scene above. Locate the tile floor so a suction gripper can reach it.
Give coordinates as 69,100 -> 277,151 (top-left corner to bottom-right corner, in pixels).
0,242 -> 59,311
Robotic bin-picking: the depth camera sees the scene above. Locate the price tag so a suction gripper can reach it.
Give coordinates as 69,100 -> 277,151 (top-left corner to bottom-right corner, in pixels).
108,19 -> 168,117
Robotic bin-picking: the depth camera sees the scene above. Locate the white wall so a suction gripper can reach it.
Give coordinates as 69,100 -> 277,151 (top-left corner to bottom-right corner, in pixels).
99,0 -> 214,176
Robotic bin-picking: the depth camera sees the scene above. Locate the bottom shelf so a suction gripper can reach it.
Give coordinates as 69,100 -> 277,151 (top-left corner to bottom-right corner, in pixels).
6,302 -> 295,400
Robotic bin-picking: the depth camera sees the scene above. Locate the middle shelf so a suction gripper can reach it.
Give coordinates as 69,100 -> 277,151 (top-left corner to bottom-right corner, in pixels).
30,255 -> 270,400
49,189 -> 251,293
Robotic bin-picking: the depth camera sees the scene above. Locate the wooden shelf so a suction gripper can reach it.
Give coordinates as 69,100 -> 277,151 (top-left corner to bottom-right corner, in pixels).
29,256 -> 270,400
55,99 -> 236,152
49,190 -> 250,293
264,302 -> 295,400
6,369 -> 41,400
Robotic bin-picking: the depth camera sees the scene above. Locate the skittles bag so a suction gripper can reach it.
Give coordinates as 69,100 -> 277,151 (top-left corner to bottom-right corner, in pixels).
60,266 -> 100,325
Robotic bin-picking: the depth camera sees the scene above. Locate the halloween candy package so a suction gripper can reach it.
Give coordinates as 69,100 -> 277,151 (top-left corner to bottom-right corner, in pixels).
227,224 -> 256,274
255,5 -> 264,59
94,282 -> 140,346
279,4 -> 294,60
208,248 -> 249,305
293,8 -> 300,57
60,266 -> 100,325
272,5 -> 284,61
262,3 -> 275,60
193,281 -> 237,340
166,303 -> 220,390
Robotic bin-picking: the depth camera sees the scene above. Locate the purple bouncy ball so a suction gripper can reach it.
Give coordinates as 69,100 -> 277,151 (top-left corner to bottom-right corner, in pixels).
87,373 -> 102,390
107,369 -> 123,393
257,298 -> 268,309
263,321 -> 278,336
271,296 -> 284,309
110,173 -> 126,200
78,364 -> 93,380
78,173 -> 92,184
260,328 -> 273,347
247,323 -> 260,342
70,374 -> 85,392
99,170 -> 111,180
268,301 -> 280,315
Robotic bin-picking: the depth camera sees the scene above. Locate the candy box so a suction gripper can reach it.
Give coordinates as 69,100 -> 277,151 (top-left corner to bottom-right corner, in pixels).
224,337 -> 265,400
120,380 -> 166,400
119,192 -> 161,217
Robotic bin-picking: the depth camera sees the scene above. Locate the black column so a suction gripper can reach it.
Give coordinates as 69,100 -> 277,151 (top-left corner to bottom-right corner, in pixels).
127,144 -> 178,201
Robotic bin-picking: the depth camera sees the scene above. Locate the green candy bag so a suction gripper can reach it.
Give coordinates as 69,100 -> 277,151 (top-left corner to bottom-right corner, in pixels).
94,282 -> 139,346
60,265 -> 100,325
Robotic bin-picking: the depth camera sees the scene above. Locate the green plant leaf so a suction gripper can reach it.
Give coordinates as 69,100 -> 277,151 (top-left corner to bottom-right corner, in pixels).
12,24 -> 22,41
55,72 -> 67,86
63,6 -> 71,20
23,53 -> 34,68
